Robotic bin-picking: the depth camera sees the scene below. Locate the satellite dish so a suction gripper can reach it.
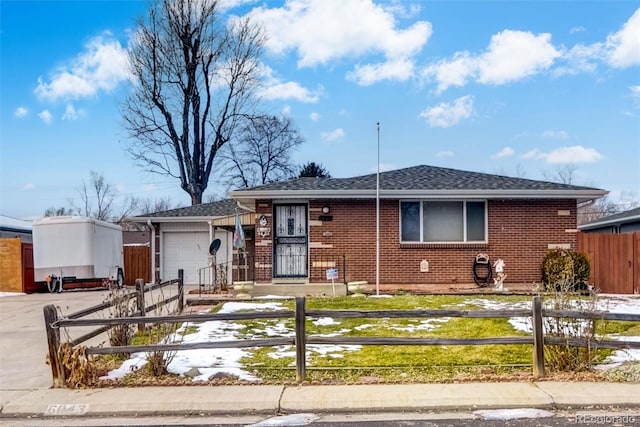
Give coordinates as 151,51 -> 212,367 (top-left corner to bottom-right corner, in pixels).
209,238 -> 221,255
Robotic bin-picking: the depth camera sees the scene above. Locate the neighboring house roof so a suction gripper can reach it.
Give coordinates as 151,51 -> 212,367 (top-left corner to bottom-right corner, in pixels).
578,207 -> 640,231
131,199 -> 245,222
0,214 -> 32,233
230,164 -> 607,203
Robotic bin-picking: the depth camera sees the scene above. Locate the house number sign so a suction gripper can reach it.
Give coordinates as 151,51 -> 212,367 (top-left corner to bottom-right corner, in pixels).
258,215 -> 270,238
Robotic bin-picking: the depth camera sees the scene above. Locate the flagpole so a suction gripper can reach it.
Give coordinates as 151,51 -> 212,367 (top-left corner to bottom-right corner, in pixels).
376,122 -> 380,296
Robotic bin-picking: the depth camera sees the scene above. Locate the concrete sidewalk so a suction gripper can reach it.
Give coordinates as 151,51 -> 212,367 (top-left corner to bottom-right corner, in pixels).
1,382 -> 639,418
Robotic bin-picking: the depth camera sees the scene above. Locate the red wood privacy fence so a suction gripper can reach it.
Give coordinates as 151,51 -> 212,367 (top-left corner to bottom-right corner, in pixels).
123,245 -> 151,285
577,232 -> 639,294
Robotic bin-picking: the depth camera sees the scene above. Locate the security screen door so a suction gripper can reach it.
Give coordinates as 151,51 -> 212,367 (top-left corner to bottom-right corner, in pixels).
273,204 -> 308,278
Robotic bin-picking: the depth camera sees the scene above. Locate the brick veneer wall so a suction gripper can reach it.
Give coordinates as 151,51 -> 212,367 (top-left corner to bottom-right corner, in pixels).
253,198 -> 578,287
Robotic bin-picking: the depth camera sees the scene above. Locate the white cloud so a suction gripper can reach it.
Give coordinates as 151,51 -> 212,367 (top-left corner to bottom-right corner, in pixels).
250,0 -> 432,84
521,148 -> 542,159
15,107 -> 28,118
492,146 -> 515,159
570,26 -> 586,34
38,110 -> 53,125
542,130 -> 569,139
436,150 -> 454,157
309,112 -> 320,121
630,85 -> 640,98
478,30 -> 560,85
606,8 -> 640,68
423,30 -> 560,92
321,128 -> 345,142
22,183 -> 36,191
34,34 -> 129,102
418,95 -> 474,128
62,103 -> 83,121
281,105 -> 291,116
258,81 -> 321,103
554,43 -> 603,76
346,57 -> 415,86
520,145 -> 603,164
258,65 -> 321,103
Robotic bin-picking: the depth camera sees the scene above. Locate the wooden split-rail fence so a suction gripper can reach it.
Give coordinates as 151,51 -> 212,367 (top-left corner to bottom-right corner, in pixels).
44,285 -> 640,387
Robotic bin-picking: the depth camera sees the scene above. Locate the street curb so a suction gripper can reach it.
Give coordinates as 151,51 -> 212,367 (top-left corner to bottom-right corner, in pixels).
1,382 -> 639,419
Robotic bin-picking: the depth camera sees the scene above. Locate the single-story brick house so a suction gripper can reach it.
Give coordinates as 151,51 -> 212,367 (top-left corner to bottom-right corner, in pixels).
229,164 -> 607,291
132,199 -> 253,285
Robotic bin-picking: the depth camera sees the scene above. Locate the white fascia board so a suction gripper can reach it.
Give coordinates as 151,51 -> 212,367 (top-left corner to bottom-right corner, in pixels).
231,189 -> 608,201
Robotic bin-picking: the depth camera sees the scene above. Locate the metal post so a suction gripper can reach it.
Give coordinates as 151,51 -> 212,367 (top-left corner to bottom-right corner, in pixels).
532,296 -> 546,378
376,122 -> 380,296
178,269 -> 184,314
295,297 -> 307,383
342,254 -> 346,285
43,304 -> 65,388
135,279 -> 146,332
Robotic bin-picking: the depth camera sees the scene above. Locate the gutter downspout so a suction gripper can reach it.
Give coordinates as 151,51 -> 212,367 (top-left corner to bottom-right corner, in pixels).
147,220 -> 156,283
236,200 -> 255,212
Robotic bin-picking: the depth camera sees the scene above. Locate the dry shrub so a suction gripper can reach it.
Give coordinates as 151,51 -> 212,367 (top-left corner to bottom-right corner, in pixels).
58,343 -> 97,388
104,287 -> 136,352
540,250 -> 599,372
139,287 -> 181,377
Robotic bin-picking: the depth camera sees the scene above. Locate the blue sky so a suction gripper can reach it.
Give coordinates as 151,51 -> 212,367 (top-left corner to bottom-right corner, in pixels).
1,0 -> 639,219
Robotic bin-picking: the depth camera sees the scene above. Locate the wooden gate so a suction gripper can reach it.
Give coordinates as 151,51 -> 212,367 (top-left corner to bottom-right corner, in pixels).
577,232 -> 639,294
123,245 -> 151,285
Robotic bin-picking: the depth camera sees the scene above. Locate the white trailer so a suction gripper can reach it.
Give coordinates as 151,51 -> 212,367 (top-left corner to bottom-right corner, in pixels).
32,216 -> 124,293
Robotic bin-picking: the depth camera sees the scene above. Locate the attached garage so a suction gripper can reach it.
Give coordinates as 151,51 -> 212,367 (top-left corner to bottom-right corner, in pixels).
130,199 -> 249,286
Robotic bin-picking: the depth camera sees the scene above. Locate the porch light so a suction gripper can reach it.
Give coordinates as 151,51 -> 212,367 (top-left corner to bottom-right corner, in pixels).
322,205 -> 330,214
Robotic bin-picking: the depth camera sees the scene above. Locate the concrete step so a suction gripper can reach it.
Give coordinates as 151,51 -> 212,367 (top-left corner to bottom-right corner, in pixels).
251,283 -> 347,297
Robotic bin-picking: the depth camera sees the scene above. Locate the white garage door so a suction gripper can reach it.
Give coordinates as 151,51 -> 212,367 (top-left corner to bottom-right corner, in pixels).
162,232 -> 210,285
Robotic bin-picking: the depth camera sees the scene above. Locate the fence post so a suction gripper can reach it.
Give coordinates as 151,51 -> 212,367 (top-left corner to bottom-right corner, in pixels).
136,279 -> 146,332
43,304 -> 65,388
178,269 -> 184,313
532,296 -> 545,378
295,297 -> 307,383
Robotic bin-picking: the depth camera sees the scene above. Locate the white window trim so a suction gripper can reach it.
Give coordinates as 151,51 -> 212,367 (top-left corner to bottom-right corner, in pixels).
399,199 -> 488,244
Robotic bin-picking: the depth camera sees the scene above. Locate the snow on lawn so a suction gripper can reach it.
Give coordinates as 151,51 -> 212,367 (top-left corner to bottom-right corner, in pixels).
101,295 -> 640,382
467,294 -> 640,366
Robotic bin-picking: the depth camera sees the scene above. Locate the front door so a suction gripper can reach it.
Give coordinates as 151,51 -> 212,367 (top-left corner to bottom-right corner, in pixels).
273,204 -> 308,278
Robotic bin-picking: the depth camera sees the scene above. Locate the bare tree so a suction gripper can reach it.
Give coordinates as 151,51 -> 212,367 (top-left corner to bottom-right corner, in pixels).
219,114 -> 303,189
122,0 -> 265,205
44,206 -> 74,217
77,170 -> 117,221
137,196 -> 179,215
543,164 -> 579,184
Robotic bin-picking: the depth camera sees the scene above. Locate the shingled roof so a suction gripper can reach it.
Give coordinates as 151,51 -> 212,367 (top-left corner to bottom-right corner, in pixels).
231,164 -> 606,202
579,206 -> 640,230
133,199 -> 241,219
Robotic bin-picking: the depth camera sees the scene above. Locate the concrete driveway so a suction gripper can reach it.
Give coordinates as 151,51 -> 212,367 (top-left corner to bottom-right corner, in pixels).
0,288 -> 113,390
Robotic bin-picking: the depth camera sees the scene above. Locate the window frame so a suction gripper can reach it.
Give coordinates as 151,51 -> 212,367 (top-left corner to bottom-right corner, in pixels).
399,199 -> 488,244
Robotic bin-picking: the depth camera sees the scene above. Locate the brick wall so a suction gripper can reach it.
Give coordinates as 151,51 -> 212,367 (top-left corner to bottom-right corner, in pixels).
254,198 -> 578,288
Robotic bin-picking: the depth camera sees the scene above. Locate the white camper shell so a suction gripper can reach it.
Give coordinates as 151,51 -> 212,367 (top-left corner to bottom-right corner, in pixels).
32,216 -> 124,292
